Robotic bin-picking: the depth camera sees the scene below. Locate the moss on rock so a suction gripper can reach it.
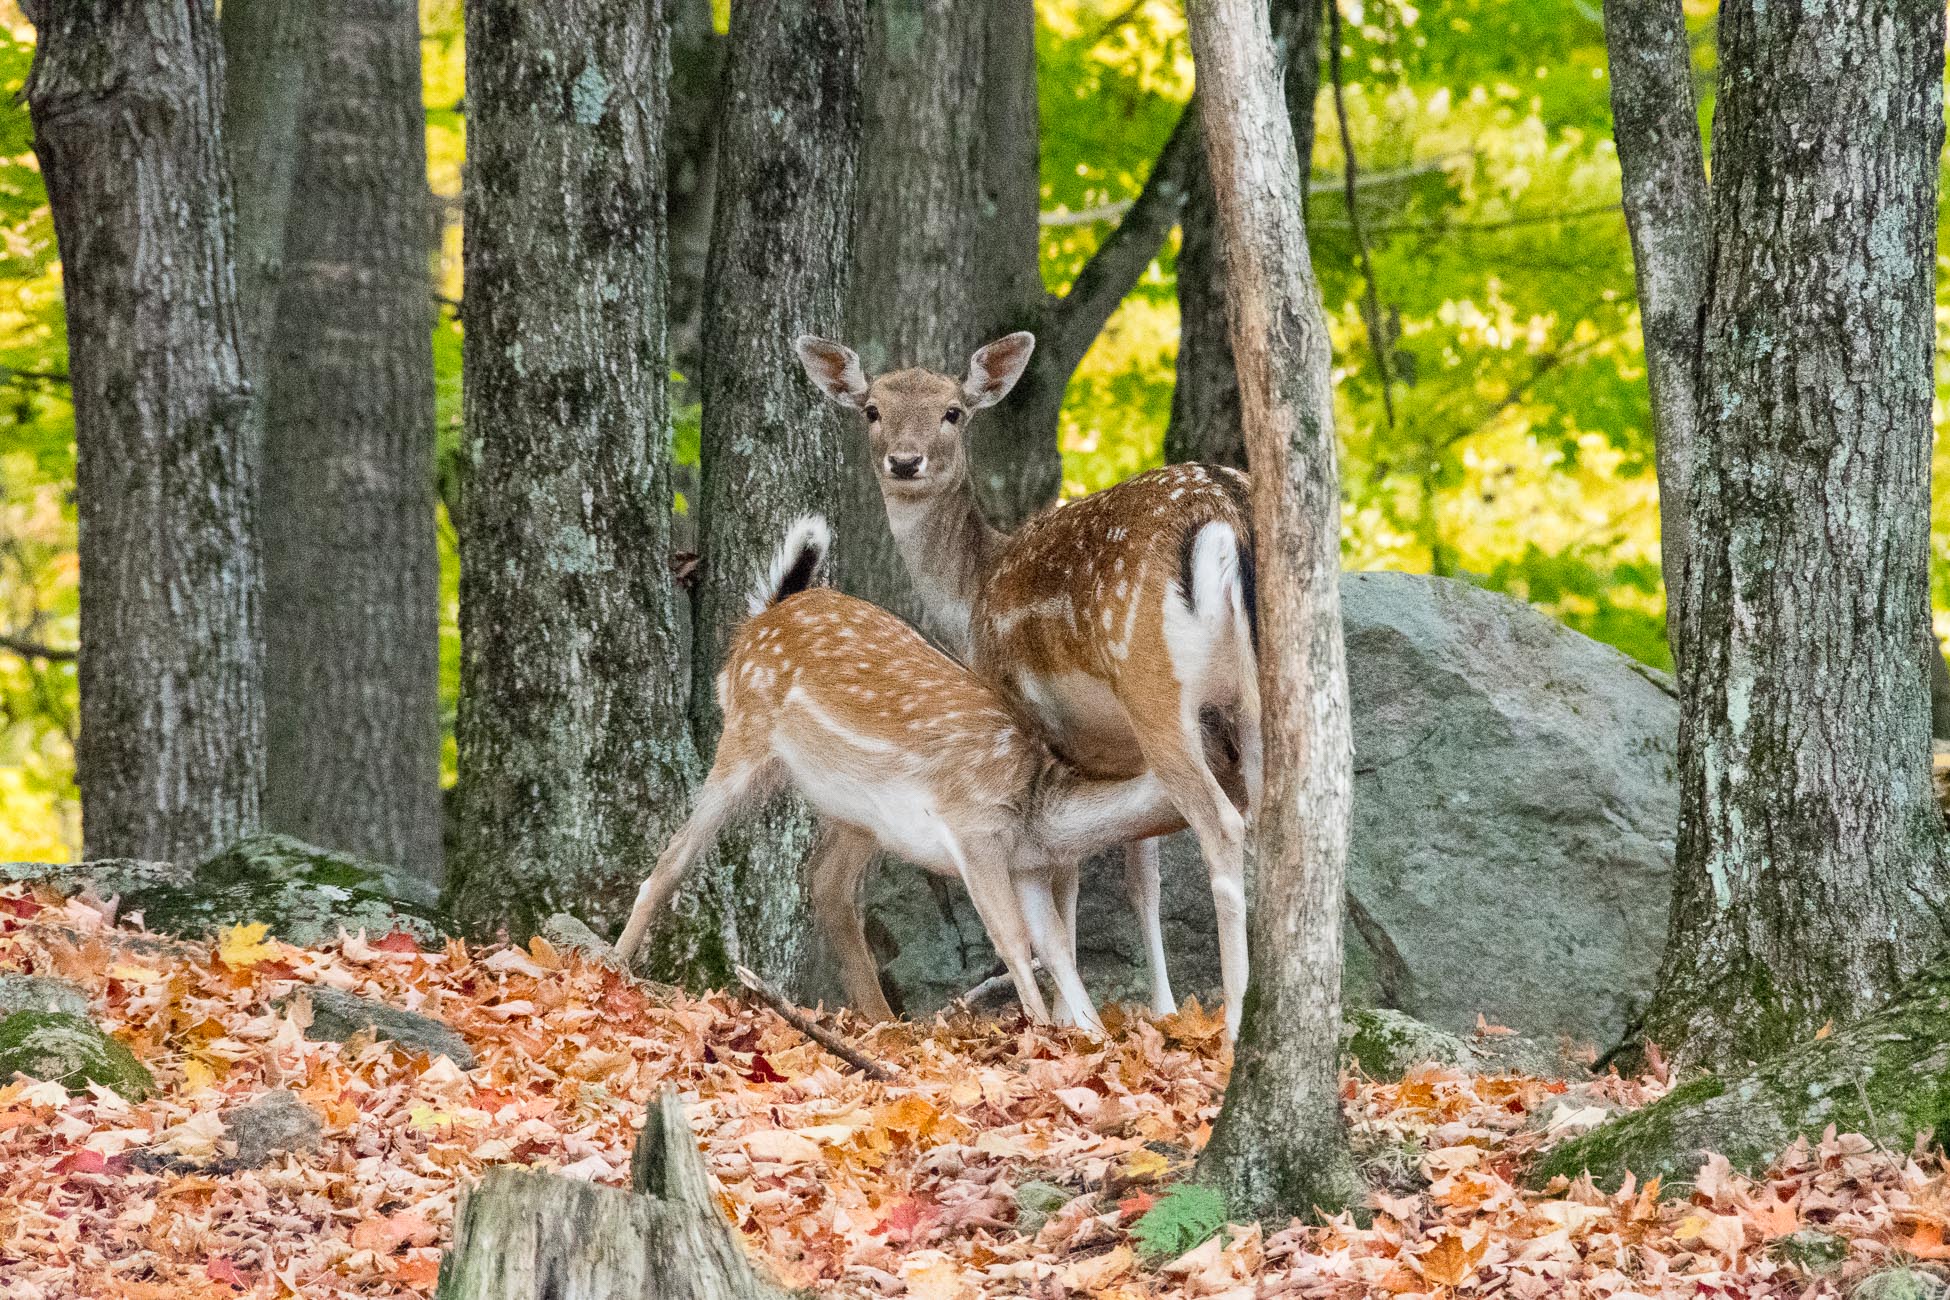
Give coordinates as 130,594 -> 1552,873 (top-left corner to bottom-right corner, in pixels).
10,833 -> 450,947
1341,1008 -> 1576,1081
0,1010 -> 155,1099
1532,957 -> 1950,1189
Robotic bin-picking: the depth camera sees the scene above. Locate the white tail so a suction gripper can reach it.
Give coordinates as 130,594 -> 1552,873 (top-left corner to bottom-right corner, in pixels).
614,522 -> 1218,1033
798,333 -> 1261,1039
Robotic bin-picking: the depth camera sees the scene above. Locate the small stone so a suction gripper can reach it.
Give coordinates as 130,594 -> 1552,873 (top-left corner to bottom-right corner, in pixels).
223,1089 -> 323,1167
1769,1229 -> 1851,1275
1013,1179 -> 1075,1235
541,913 -> 620,965
0,973 -> 88,1019
284,985 -> 477,1069
0,1010 -> 155,1100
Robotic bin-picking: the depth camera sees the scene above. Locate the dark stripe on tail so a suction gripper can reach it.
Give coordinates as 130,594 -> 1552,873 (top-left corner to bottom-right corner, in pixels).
772,542 -> 823,606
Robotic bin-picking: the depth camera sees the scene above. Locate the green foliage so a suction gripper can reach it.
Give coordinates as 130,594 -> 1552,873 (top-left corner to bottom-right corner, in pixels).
1130,1183 -> 1228,1262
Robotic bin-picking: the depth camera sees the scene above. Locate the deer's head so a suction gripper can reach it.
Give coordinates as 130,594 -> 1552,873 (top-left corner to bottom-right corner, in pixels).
794,333 -> 1035,501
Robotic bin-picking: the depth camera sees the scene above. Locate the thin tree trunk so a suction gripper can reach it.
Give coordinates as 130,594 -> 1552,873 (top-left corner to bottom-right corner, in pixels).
1186,0 -> 1363,1223
28,0 -> 265,865
448,0 -> 698,941
1167,0 -> 1323,470
1642,0 -> 1950,1074
1602,0 -> 1708,670
260,0 -> 444,880
652,0 -> 866,994
221,0 -> 312,375
665,0 -> 723,382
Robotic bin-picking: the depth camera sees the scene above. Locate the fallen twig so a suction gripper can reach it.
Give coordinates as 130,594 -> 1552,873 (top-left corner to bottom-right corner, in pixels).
954,959 -> 1042,1011
733,963 -> 898,1081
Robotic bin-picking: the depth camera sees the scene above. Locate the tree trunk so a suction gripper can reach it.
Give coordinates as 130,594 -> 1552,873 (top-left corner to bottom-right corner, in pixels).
665,0 -> 724,382
1641,0 -> 1950,1074
1166,0 -> 1323,470
1186,0 -> 1363,1223
260,0 -> 444,881
220,0 -> 312,374
447,0 -> 698,941
1536,950 -> 1950,1189
436,1088 -> 788,1300
28,0 -> 265,864
1601,0 -> 1708,669
651,0 -> 866,994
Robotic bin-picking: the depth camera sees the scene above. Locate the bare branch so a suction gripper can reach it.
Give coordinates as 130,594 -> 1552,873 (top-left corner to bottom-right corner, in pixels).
0,631 -> 76,662
733,963 -> 899,1081
1328,0 -> 1396,430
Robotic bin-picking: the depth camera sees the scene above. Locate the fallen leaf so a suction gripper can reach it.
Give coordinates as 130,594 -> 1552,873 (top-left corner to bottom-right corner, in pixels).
215,922 -> 279,968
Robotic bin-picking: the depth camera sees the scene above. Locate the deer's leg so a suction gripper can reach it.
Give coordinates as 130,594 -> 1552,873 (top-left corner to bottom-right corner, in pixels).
614,758 -> 774,963
1056,856 -> 1081,963
1129,696 -> 1249,1042
806,821 -> 893,1020
1124,837 -> 1177,1016
952,838 -> 1051,1024
1017,868 -> 1105,1035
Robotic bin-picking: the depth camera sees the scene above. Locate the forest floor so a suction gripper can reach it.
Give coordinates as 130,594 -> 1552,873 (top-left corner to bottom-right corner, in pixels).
2,883 -> 1947,1299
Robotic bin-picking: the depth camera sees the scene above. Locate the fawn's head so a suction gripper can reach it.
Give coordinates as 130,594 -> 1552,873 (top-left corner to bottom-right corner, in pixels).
794,333 -> 1035,501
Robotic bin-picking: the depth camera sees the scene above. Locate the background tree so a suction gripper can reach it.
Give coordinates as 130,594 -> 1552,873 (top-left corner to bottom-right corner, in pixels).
259,0 -> 443,879
1186,0 -> 1363,1222
220,0 -> 311,374
446,0 -> 697,939
1166,0 -> 1322,470
1640,0 -> 1950,1073
25,0 -> 264,864
646,0 -> 868,993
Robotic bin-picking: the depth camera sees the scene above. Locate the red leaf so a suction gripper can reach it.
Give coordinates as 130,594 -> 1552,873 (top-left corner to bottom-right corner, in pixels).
1117,1190 -> 1156,1223
0,896 -> 41,919
53,1149 -> 125,1177
871,1196 -> 940,1241
744,1053 -> 786,1084
206,1256 -> 250,1289
372,930 -> 421,954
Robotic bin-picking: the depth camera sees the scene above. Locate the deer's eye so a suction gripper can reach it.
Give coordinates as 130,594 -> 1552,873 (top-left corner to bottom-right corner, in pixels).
864,404 -> 880,422
944,407 -> 963,425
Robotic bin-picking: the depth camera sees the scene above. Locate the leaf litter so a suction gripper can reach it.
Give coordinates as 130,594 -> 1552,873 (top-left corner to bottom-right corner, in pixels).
1,881 -> 1945,1298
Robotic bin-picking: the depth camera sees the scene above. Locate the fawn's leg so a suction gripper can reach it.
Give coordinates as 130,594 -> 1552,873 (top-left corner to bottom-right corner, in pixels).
953,837 -> 1051,1024
614,759 -> 773,963
1123,837 -> 1177,1016
806,821 -> 893,1020
1018,868 -> 1105,1035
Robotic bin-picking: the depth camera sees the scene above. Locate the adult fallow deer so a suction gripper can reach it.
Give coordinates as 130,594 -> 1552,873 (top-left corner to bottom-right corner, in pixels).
794,332 -> 1261,1039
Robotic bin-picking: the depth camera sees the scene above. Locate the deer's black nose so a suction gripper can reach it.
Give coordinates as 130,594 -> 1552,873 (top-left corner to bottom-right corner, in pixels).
887,454 -> 924,480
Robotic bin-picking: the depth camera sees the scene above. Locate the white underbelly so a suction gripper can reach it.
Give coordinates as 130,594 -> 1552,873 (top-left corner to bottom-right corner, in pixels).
773,729 -> 962,877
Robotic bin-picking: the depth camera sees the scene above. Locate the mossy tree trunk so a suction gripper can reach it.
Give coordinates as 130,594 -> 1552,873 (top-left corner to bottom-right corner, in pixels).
1186,0 -> 1364,1223
1643,0 -> 1950,1074
1165,0 -> 1322,471
1600,0 -> 1708,670
1537,952 -> 1950,1190
447,0 -> 699,941
647,0 -> 866,994
27,0 -> 266,864
260,0 -> 444,881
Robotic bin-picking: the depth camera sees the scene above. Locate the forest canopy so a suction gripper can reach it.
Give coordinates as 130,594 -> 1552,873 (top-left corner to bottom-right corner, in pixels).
0,0 -> 1947,857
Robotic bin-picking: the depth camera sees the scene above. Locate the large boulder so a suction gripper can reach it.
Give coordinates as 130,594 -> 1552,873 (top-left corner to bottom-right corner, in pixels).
0,1010 -> 155,1099
4,833 -> 448,947
860,573 -> 1677,1050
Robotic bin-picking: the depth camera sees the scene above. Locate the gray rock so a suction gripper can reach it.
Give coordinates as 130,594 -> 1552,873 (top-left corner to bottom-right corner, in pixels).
284,985 -> 477,1069
223,1089 -> 323,1167
1340,1007 -> 1577,1080
0,1010 -> 155,1099
540,913 -> 623,967
859,573 -> 1676,1049
6,833 -> 450,948
0,974 -> 88,1019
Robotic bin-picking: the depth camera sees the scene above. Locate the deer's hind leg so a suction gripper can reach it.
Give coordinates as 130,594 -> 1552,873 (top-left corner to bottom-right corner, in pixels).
807,820 -> 893,1020
615,756 -> 778,963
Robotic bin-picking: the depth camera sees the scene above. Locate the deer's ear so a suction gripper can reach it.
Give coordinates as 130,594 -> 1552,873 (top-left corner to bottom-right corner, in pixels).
794,336 -> 870,410
963,331 -> 1036,409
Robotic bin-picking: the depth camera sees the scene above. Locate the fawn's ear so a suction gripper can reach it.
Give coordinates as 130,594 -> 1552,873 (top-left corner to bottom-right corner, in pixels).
963,331 -> 1036,409
793,336 -> 870,410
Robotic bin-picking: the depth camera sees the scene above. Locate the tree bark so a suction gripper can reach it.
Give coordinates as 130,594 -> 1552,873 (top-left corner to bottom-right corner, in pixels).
28,0 -> 266,864
1601,0 -> 1708,669
1536,951 -> 1950,1190
1167,0 -> 1323,470
220,0 -> 312,375
1186,0 -> 1364,1223
665,0 -> 724,381
260,0 -> 444,881
436,1088 -> 788,1300
1641,0 -> 1950,1074
652,0 -> 866,994
448,0 -> 699,941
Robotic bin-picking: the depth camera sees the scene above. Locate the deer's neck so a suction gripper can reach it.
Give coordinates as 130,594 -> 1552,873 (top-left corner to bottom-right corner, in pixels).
883,474 -> 1007,656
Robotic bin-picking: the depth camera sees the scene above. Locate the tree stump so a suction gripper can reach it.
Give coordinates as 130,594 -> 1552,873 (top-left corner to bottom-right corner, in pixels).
436,1087 -> 787,1300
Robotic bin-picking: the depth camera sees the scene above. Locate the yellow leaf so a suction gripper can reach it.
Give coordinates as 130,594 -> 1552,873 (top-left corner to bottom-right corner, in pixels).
407,1105 -> 456,1132
216,922 -> 279,968
108,962 -> 164,984
183,1058 -> 219,1092
1118,1147 -> 1170,1183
